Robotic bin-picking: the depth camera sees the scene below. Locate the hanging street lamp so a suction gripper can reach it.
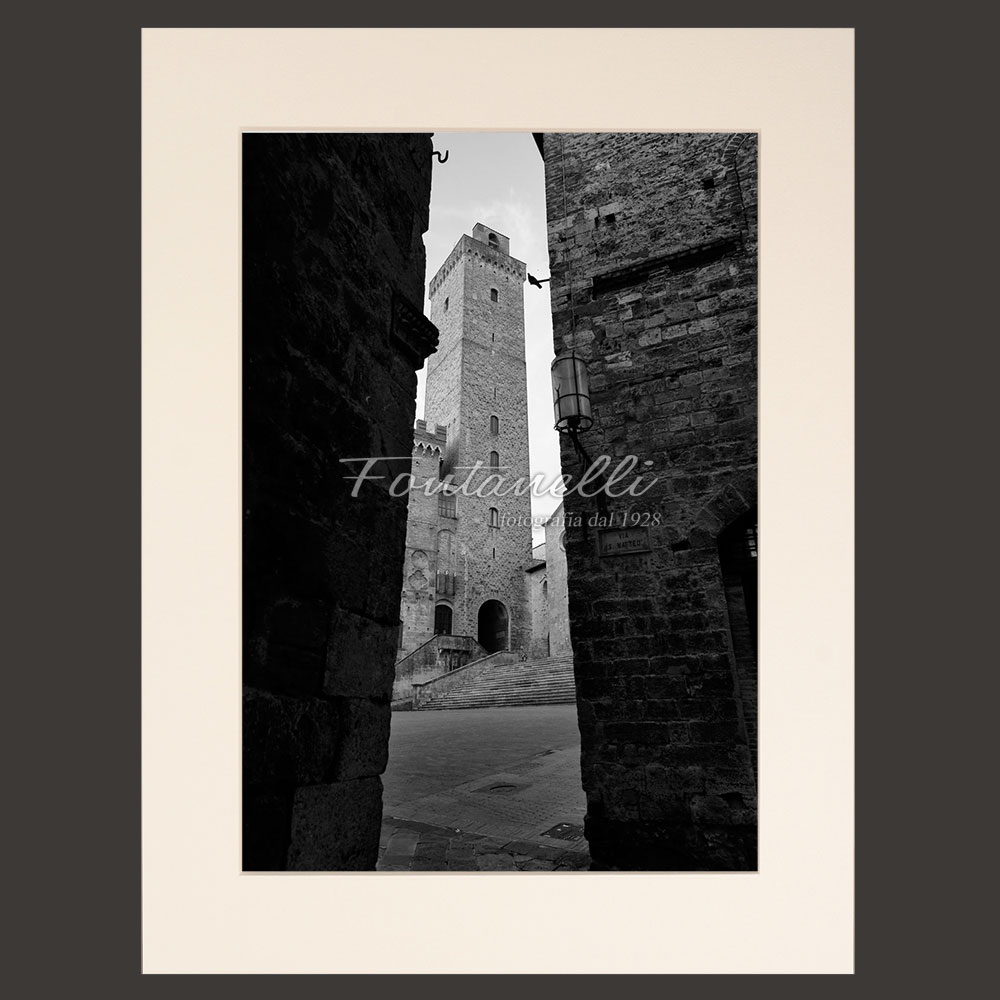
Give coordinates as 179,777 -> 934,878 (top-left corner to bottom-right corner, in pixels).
550,351 -> 593,434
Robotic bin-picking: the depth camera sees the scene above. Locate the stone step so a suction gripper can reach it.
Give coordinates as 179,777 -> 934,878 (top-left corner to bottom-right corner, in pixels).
421,693 -> 576,709
415,655 -> 577,710
421,676 -> 576,698
423,683 -> 575,697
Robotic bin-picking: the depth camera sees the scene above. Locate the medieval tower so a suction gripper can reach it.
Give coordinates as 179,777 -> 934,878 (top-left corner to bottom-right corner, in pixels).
396,223 -> 533,664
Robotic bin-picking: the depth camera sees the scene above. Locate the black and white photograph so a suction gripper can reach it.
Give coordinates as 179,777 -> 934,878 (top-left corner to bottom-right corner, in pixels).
243,130 -> 759,872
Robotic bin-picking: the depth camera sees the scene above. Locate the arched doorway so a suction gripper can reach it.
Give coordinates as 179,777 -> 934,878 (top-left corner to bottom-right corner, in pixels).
477,600 -> 509,653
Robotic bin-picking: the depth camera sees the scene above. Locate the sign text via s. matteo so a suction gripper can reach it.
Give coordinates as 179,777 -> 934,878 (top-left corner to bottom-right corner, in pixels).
597,525 -> 652,558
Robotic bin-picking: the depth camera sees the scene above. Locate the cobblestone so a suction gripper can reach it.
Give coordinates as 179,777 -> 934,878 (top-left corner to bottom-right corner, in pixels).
377,705 -> 590,871
377,818 -> 589,872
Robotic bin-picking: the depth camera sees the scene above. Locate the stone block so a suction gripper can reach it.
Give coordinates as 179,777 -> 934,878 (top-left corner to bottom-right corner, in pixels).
286,777 -> 383,870
243,685 -> 339,788
323,608 -> 397,699
329,697 -> 391,781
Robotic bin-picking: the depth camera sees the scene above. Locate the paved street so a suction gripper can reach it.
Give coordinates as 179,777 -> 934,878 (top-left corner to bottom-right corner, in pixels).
378,704 -> 590,871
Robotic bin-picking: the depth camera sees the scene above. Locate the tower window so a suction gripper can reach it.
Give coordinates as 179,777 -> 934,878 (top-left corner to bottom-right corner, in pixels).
489,507 -> 500,528
490,415 -> 499,436
488,233 -> 499,249
489,451 -> 499,470
434,604 -> 453,636
490,288 -> 499,303
438,491 -> 457,519
444,297 -> 449,312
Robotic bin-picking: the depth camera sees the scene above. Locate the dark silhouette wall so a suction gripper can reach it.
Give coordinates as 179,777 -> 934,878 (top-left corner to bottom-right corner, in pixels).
243,133 -> 437,869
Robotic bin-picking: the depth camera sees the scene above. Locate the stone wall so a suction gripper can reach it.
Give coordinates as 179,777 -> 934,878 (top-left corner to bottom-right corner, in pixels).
543,503 -> 573,657
392,634 -> 485,702
243,133 -> 436,870
541,133 -> 758,870
526,558 -> 549,658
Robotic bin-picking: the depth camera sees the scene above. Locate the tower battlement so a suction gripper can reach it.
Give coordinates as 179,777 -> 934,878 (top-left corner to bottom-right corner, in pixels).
413,418 -> 448,452
429,226 -> 526,298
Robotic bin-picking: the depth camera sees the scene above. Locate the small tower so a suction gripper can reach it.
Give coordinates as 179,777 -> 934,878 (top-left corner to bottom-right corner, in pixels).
397,419 -> 449,653
408,222 -> 532,654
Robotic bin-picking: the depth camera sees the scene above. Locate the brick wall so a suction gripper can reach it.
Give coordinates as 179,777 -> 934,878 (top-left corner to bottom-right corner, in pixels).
541,133 -> 758,870
243,133 -> 436,869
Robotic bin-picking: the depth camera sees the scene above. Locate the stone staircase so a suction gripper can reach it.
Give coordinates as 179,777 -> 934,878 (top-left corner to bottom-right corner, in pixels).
415,654 -> 576,710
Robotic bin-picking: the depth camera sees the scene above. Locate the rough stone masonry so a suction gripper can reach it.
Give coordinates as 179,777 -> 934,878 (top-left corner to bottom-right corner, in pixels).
539,133 -> 759,870
242,133 -> 437,869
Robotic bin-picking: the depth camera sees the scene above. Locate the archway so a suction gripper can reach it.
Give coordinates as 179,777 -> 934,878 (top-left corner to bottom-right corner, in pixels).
477,599 -> 509,653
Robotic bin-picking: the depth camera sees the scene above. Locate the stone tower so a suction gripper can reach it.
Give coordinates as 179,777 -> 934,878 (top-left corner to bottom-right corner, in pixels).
398,223 -> 533,658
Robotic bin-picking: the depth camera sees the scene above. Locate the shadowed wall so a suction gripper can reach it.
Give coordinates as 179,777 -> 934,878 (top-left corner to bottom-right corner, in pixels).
243,133 -> 437,869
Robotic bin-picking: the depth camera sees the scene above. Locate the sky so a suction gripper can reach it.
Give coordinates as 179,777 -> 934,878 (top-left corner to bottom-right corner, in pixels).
415,132 -> 561,546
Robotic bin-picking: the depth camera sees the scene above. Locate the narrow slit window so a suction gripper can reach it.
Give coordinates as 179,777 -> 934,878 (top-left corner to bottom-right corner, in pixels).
490,415 -> 499,436
490,288 -> 499,303
489,507 -> 500,528
489,451 -> 500,470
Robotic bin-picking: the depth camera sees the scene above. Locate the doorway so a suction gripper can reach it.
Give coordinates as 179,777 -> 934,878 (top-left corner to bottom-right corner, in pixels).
477,599 -> 509,653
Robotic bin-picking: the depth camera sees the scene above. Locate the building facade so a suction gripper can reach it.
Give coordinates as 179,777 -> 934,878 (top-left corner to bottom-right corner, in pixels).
397,224 -> 534,661
539,132 -> 758,870
526,503 -> 573,659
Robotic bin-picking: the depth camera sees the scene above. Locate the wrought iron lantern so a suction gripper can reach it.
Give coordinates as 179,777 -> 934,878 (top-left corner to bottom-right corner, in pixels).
550,351 -> 593,434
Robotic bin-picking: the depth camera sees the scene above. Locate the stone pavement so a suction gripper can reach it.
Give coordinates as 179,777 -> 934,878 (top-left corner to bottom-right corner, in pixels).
377,704 -> 591,871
